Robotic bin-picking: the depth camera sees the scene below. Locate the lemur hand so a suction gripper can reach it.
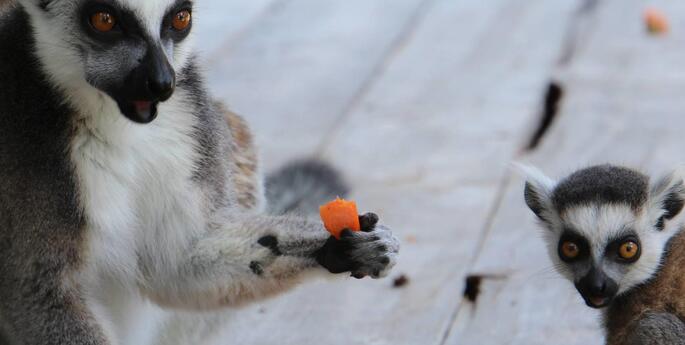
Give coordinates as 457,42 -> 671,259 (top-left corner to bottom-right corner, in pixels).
315,213 -> 399,279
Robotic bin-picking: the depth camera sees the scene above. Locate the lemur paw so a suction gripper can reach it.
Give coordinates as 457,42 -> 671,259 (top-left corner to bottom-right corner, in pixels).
315,213 -> 399,279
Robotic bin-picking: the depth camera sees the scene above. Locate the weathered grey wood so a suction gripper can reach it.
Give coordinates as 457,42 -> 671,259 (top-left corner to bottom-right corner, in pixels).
208,0 -> 579,344
203,0 -> 434,171
193,0 -> 280,59
450,0 -> 685,344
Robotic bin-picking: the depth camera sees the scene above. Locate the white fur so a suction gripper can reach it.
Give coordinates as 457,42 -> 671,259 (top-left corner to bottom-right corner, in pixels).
19,0 -> 195,120
71,88 -> 204,345
15,1 -> 400,343
524,166 -> 685,297
114,0 -> 196,69
22,1 -> 210,343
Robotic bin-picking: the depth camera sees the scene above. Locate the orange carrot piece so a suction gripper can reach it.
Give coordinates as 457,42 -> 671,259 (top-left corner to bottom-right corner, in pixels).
319,198 -> 361,239
644,8 -> 669,35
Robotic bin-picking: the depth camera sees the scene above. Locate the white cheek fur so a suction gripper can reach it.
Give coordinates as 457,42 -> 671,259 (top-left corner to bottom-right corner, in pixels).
547,204 -> 674,295
21,0 -> 195,119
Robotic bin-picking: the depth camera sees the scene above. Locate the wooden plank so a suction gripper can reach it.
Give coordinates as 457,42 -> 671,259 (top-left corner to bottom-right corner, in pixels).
192,0 -> 280,58
451,0 -> 685,343
203,0 -> 433,171
214,0 -> 580,344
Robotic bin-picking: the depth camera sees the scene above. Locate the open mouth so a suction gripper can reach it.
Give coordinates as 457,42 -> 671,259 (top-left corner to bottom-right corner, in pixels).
117,99 -> 160,124
583,295 -> 612,309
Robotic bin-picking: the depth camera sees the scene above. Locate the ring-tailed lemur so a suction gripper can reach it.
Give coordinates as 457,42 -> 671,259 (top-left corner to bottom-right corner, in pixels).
523,164 -> 685,345
0,1 -> 400,344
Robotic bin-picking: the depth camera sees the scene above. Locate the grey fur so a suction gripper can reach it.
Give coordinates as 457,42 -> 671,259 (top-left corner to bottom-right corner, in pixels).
0,2 -> 399,344
625,313 -> 685,345
523,164 -> 685,344
552,165 -> 649,212
266,159 -> 349,215
0,7 -> 108,345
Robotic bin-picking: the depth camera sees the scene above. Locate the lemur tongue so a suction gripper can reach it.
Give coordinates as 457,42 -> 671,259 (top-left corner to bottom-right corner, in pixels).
134,101 -> 153,119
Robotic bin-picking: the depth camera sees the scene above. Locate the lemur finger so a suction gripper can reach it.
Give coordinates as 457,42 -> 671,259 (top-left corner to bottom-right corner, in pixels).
359,213 -> 379,232
350,253 -> 395,279
316,225 -> 399,277
372,225 -> 400,253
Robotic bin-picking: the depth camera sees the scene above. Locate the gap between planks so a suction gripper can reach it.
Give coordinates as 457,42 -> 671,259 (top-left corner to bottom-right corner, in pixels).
436,0 -> 601,341
313,0 -> 440,157
438,171 -> 514,345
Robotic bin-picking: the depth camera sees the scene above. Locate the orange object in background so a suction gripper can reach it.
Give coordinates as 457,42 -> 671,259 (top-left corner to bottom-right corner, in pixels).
644,7 -> 669,35
319,198 -> 361,239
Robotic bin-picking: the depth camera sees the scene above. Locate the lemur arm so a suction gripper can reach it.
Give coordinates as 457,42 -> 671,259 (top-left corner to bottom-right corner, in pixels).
142,213 -> 398,309
618,312 -> 685,345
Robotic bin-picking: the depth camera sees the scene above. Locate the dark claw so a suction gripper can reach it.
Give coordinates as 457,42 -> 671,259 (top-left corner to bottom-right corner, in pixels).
380,257 -> 390,265
359,213 -> 379,232
352,273 -> 366,279
372,269 -> 381,277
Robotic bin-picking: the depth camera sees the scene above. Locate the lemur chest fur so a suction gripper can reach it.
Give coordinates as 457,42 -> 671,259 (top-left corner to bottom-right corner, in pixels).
69,93 -> 211,344
71,91 -> 205,280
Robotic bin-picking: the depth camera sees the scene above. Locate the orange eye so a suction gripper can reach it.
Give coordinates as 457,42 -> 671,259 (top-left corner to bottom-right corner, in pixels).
90,12 -> 116,32
561,241 -> 580,260
619,241 -> 639,260
172,10 -> 191,31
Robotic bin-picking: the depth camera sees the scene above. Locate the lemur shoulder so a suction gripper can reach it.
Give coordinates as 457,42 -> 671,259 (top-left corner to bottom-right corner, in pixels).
605,229 -> 685,345
0,1 -> 399,344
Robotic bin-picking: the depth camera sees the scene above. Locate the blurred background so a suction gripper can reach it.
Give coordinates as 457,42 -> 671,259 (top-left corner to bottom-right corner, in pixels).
190,0 -> 685,344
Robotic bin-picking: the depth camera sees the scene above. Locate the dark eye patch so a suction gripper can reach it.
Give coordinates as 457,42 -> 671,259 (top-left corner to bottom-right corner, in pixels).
79,1 -> 147,45
558,230 -> 590,263
161,0 -> 193,42
605,233 -> 641,263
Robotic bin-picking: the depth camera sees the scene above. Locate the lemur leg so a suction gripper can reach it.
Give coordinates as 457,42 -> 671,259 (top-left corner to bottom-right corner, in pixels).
622,312 -> 685,345
144,213 -> 398,309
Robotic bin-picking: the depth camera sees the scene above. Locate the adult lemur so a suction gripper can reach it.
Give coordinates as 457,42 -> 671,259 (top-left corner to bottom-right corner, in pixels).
524,164 -> 685,345
0,0 -> 399,344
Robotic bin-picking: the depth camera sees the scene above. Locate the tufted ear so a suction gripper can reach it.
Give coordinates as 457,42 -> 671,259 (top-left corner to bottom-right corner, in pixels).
649,171 -> 685,230
517,164 -> 556,226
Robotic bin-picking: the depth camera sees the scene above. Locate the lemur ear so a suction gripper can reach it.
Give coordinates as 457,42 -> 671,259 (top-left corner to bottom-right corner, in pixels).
650,171 -> 685,230
517,164 -> 556,225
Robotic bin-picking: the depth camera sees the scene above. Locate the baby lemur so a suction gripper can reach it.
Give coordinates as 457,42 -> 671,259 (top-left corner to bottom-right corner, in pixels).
524,164 -> 685,345
0,1 -> 399,344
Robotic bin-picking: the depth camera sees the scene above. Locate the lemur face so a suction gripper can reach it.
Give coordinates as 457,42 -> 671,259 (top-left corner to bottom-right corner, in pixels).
523,165 -> 685,309
19,0 -> 195,123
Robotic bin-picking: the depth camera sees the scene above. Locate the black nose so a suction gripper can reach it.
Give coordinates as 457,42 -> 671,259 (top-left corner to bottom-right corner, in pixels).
143,46 -> 176,101
575,267 -> 619,308
147,73 -> 175,102
587,275 -> 607,295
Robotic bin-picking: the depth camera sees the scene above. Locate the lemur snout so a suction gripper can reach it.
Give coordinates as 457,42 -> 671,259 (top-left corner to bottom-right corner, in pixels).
575,268 -> 618,308
116,45 -> 176,124
142,47 -> 176,102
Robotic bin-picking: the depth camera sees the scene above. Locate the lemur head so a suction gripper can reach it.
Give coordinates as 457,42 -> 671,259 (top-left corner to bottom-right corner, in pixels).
523,164 -> 685,309
18,0 -> 195,123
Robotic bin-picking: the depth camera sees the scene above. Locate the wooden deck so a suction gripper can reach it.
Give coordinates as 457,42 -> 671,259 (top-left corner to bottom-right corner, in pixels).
192,0 -> 685,343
